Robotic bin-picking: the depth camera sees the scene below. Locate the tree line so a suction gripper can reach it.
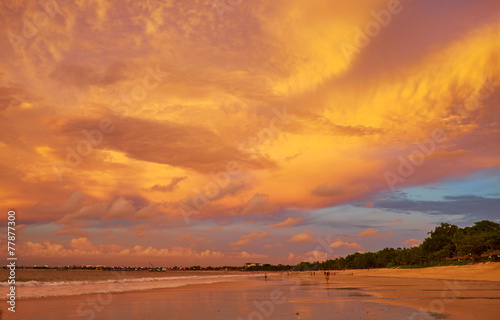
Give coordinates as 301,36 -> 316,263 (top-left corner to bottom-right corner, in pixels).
246,220 -> 500,271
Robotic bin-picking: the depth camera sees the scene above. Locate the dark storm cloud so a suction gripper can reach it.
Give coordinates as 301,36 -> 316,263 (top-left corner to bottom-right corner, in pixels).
371,193 -> 500,221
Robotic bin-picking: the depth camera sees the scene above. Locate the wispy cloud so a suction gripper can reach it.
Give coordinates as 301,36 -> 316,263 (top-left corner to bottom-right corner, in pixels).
149,176 -> 187,192
269,217 -> 304,228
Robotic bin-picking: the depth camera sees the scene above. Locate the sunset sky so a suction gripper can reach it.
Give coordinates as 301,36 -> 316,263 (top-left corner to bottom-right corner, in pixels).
1,0 -> 500,267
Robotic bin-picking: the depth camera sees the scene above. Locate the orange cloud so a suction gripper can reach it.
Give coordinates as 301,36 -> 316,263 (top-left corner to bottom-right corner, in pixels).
311,184 -> 343,197
330,239 -> 362,250
402,238 -> 423,247
69,237 -> 96,251
301,250 -> 329,262
269,217 -> 304,228
263,243 -> 283,248
289,230 -> 315,243
242,193 -> 278,215
229,239 -> 251,247
357,228 -> 393,238
23,239 -> 225,259
21,238 -> 267,265
243,232 -> 269,240
176,232 -> 194,241
230,231 -> 268,247
149,176 -> 187,192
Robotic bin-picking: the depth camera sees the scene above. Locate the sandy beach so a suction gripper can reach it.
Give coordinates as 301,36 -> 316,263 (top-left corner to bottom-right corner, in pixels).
348,262 -> 500,281
1,263 -> 499,319
284,262 -> 500,320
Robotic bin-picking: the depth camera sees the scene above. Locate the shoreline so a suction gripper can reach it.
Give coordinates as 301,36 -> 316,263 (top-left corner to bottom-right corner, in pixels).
11,279 -> 270,301
0,273 -> 265,300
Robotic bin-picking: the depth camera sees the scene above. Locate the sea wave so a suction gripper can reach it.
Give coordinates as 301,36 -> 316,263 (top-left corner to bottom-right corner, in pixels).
0,274 -> 245,287
0,274 -> 259,299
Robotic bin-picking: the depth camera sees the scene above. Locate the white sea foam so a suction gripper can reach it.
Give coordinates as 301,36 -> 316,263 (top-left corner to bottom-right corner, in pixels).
0,275 -> 240,287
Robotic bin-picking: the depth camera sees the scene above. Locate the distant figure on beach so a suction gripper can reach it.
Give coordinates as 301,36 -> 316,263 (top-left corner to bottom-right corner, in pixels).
325,271 -> 330,284
264,273 -> 267,281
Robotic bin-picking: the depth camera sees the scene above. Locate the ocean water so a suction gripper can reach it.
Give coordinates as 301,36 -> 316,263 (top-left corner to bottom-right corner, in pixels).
0,269 -> 257,299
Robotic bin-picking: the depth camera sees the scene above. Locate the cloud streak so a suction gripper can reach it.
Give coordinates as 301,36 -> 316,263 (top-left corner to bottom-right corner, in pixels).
269,217 -> 304,228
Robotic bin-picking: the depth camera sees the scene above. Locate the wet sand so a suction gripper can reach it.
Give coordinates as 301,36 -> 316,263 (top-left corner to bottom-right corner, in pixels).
2,279 -> 419,319
2,263 -> 499,319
